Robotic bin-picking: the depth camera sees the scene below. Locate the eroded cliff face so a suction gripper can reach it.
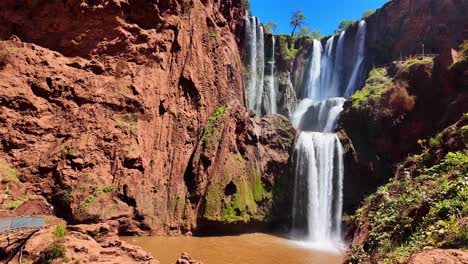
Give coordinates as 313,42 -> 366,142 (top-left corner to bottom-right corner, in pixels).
0,0 -> 279,237
338,51 -> 468,214
187,103 -> 295,234
366,0 -> 468,64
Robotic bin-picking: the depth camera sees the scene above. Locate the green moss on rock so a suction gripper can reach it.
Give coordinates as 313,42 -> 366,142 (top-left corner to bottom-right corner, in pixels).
349,68 -> 392,109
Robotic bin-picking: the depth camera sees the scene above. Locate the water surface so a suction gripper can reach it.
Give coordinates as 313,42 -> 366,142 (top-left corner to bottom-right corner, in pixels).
122,233 -> 344,264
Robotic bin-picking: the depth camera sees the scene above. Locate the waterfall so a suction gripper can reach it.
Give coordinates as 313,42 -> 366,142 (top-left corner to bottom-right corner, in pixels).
330,31 -> 346,96
263,35 -> 277,114
291,22 -> 366,249
292,132 -> 344,243
291,98 -> 345,133
255,25 -> 265,115
302,39 -> 322,100
243,13 -> 276,116
344,21 -> 367,98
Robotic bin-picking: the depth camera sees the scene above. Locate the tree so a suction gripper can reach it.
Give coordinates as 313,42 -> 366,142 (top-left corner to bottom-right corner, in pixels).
290,9 -> 306,36
311,30 -> 322,40
297,27 -> 322,40
338,19 -> 356,31
362,9 -> 375,19
264,20 -> 278,33
297,27 -> 311,38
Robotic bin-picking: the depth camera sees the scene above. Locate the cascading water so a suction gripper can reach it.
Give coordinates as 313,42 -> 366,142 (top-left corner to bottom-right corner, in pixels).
262,35 -> 277,114
344,21 -> 367,98
242,13 -> 367,250
292,132 -> 344,243
291,21 -> 366,249
243,13 -> 277,116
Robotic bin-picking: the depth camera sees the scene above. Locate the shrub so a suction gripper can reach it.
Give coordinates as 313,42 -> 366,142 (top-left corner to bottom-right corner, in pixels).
0,160 -> 20,184
387,85 -> 416,115
349,68 -> 392,109
37,224 -> 68,264
277,35 -> 298,60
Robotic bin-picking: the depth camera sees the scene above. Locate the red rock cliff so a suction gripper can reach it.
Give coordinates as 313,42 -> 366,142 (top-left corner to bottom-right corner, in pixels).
0,0 -> 254,235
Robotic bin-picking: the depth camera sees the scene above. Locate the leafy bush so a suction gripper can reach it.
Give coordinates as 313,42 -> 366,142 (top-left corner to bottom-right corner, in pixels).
349,68 -> 392,109
277,35 -> 298,60
347,149 -> 468,263
0,160 -> 20,184
37,224 -> 68,264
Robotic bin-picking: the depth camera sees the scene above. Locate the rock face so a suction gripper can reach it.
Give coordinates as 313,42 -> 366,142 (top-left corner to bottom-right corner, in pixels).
365,0 -> 468,64
187,103 -> 295,234
339,52 -> 468,213
0,0 -> 296,238
0,0 -> 257,235
1,223 -> 158,264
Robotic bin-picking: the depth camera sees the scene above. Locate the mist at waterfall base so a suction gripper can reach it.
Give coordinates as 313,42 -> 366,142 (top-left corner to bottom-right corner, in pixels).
243,13 -> 367,253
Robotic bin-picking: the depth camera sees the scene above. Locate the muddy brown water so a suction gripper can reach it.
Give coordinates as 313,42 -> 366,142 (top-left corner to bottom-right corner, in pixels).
121,233 -> 344,264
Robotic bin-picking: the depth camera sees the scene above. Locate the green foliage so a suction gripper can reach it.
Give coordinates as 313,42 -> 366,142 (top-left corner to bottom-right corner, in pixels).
290,9 -> 306,36
460,40 -> 468,59
55,223 -> 67,239
208,29 -> 217,40
348,150 -> 468,263
264,20 -> 278,33
253,177 -> 264,202
362,9 -> 375,19
349,68 -> 392,109
77,184 -> 115,212
0,160 -> 20,184
338,19 -> 356,31
429,133 -> 443,148
277,35 -> 298,60
38,224 -> 68,264
400,57 -> 433,69
297,27 -> 322,40
202,105 -> 226,146
3,195 -> 43,210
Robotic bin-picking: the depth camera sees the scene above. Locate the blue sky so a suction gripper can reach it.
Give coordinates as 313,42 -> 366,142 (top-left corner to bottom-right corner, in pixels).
250,0 -> 388,36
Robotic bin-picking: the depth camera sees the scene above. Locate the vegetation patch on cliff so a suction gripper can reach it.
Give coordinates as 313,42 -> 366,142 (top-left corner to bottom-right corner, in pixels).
0,160 -> 20,184
346,117 -> 468,263
349,68 -> 392,109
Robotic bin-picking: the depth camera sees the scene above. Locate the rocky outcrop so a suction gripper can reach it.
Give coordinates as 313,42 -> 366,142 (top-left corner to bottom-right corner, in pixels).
339,51 -> 468,213
0,0 -> 250,236
1,223 -> 157,263
186,103 -> 295,234
407,249 -> 468,264
176,252 -> 202,264
365,0 -> 468,64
